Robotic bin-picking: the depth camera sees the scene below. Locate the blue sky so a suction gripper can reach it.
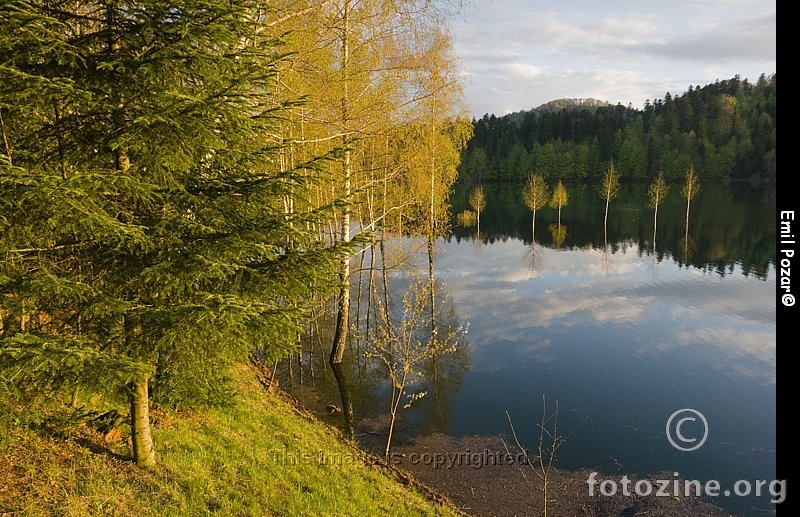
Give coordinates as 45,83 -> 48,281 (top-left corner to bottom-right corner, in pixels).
451,0 -> 776,117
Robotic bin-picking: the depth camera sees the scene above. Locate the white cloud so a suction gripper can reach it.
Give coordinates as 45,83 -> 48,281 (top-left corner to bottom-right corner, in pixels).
638,327 -> 776,385
452,0 -> 776,116
432,236 -> 775,384
496,63 -> 546,80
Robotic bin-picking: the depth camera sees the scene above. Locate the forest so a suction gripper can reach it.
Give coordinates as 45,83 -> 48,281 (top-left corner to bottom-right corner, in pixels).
459,73 -> 776,185
0,0 -> 471,468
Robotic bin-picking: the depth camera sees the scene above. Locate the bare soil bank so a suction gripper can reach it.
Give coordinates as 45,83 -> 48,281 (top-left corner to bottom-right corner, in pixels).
370,432 -> 739,517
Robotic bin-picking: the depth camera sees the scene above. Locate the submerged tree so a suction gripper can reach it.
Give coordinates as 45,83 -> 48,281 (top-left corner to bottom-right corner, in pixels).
469,185 -> 486,236
682,164 -> 701,229
647,171 -> 670,256
550,180 -> 569,227
522,174 -> 550,242
367,276 -> 467,461
0,0 -> 345,466
598,161 -> 620,245
278,0 -> 470,439
681,164 -> 701,259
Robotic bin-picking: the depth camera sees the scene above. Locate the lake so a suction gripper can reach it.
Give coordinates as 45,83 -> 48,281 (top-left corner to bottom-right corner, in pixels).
396,182 -> 775,515
291,181 -> 778,515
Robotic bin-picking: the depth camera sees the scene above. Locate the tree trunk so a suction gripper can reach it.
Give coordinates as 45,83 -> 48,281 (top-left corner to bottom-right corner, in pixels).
384,363 -> 409,462
427,232 -> 436,340
684,199 -> 691,259
653,203 -> 659,255
129,376 -> 156,467
329,0 -> 355,440
685,199 -> 691,241
384,384 -> 401,462
428,119 -> 437,343
330,203 -> 354,438
329,356 -> 355,439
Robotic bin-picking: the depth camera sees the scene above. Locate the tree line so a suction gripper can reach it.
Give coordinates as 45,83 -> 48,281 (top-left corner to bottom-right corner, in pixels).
0,0 -> 470,466
451,177 -> 774,280
459,74 -> 776,185
464,163 -> 701,251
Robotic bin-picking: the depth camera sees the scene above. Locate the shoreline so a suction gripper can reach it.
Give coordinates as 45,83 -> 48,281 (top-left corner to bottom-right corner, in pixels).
282,383 -> 758,516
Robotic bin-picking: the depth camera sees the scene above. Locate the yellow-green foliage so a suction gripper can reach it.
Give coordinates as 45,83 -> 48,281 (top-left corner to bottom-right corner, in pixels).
456,210 -> 477,227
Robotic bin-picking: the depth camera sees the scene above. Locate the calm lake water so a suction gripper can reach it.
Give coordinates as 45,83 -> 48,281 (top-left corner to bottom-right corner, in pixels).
287,181 -> 777,515
394,182 -> 777,515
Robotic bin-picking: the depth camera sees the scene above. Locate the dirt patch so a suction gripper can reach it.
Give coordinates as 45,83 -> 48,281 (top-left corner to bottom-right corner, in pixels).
368,432 -> 745,517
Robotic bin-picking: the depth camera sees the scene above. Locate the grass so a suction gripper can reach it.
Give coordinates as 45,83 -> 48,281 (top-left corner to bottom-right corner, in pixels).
0,364 -> 464,516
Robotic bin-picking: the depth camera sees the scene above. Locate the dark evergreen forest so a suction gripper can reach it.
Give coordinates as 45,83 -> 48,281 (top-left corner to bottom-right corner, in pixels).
459,74 -> 776,185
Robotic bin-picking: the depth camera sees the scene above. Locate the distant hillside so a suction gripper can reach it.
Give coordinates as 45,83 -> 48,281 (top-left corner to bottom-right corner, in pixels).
460,74 -> 776,184
506,97 -> 612,125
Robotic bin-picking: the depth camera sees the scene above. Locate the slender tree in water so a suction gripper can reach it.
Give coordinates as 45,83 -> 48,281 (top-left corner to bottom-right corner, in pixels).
681,164 -> 701,260
550,180 -> 569,227
522,174 -> 550,243
598,161 -> 620,248
469,185 -> 486,237
647,171 -> 670,258
367,276 -> 466,461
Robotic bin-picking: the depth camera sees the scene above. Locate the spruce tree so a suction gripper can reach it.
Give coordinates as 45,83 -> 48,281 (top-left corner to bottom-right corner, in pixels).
0,0 -> 348,466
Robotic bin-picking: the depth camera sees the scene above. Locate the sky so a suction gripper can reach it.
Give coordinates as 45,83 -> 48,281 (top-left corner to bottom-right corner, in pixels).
450,0 -> 776,117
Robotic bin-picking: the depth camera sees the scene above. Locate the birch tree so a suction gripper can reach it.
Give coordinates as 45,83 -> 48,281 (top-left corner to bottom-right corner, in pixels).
681,165 -> 700,255
598,161 -> 620,245
522,174 -> 550,242
647,171 -> 670,255
469,185 -> 486,236
267,0 -> 471,439
550,180 -> 569,227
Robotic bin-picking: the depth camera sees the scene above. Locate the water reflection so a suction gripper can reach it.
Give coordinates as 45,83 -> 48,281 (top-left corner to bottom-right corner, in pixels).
408,306 -> 471,434
425,183 -> 776,515
285,182 -> 776,515
435,238 -> 775,385
548,223 -> 567,249
449,183 -> 775,280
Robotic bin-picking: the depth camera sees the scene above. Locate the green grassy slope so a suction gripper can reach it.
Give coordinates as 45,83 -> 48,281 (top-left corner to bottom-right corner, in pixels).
0,365 -> 463,516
